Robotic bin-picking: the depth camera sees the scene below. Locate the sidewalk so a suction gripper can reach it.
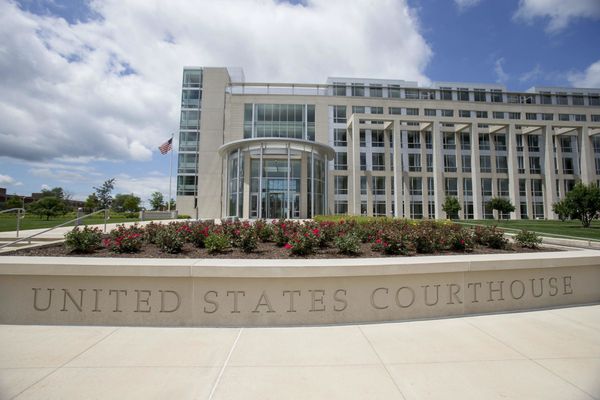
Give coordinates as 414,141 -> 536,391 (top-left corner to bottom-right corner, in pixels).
1,305 -> 599,399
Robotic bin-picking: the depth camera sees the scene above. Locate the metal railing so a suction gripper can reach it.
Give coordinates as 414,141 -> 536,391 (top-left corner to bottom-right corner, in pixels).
0,208 -> 26,238
0,209 -> 111,250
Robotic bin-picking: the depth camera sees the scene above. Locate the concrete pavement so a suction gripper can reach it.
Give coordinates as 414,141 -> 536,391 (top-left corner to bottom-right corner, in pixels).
1,304 -> 599,399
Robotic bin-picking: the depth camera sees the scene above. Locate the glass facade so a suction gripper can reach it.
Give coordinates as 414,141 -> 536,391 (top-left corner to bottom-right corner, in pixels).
244,104 -> 315,140
177,68 -> 202,196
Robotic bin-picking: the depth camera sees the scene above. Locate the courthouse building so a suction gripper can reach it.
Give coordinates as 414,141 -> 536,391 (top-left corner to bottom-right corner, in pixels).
175,67 -> 600,220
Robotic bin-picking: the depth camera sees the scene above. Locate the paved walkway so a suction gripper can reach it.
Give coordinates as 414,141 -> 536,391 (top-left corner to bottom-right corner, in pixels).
1,305 -> 599,399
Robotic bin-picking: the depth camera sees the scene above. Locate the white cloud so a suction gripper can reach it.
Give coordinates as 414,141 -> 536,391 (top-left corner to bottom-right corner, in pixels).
114,173 -> 172,204
0,174 -> 17,185
454,0 -> 481,11
519,64 -> 542,82
494,58 -> 509,83
514,0 -> 600,33
568,60 -> 600,88
0,0 -> 432,165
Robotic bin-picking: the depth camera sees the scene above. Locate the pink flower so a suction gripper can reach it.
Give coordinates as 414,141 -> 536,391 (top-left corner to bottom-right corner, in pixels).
284,243 -> 292,249
312,228 -> 320,235
460,239 -> 465,245
375,238 -> 382,244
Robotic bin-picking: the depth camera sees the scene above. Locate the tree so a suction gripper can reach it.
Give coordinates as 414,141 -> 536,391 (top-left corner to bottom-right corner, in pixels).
40,187 -> 71,200
562,182 -> 600,227
168,198 -> 176,211
112,193 -> 141,213
442,196 -> 461,219
487,197 -> 515,220
93,178 -> 115,209
4,196 -> 23,210
27,196 -> 67,220
149,191 -> 165,210
552,199 -> 570,222
84,193 -> 100,212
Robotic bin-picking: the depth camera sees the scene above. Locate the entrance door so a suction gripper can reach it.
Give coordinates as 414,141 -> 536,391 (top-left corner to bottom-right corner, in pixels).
268,192 -> 284,219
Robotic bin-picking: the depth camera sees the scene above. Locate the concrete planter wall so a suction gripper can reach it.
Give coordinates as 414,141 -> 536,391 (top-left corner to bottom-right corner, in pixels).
0,250 -> 599,327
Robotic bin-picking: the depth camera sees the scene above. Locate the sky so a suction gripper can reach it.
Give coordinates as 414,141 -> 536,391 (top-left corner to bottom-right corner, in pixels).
0,0 -> 599,205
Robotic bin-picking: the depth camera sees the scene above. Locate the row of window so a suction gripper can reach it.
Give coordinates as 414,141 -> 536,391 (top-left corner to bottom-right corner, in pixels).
331,83 -> 600,107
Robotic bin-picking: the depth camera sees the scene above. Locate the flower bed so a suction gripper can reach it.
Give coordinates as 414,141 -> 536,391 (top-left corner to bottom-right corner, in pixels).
4,219 -> 550,259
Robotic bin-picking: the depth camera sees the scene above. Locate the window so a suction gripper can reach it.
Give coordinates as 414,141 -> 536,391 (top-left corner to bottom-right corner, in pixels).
372,153 -> 385,171
496,156 -> 508,173
373,201 -> 387,216
458,88 -> 469,101
333,106 -> 346,123
183,70 -> 202,87
445,178 -> 458,196
334,176 -> 348,194
369,84 -> 383,97
410,177 -> 422,195
420,90 -> 435,100
406,108 -> 419,116
352,106 -> 365,114
516,134 -> 523,152
526,113 -> 537,120
480,155 -> 492,172
334,129 -> 347,146
529,156 -> 541,174
517,156 -> 525,174
389,107 -> 402,115
444,154 -> 457,172
389,85 -> 401,98
462,155 -> 471,172
410,201 -> 423,219
181,89 -> 201,108
540,92 -> 552,105
440,88 -> 452,100
560,136 -> 572,153
498,179 -> 509,196
494,134 -> 507,151
371,131 -> 384,147
426,154 -> 433,172
479,134 -> 491,151
407,131 -> 421,148
463,178 -> 472,196
508,112 -> 521,120
405,89 -> 419,99
556,93 -> 568,105
408,153 -> 421,171
425,132 -> 432,149
531,179 -> 543,197
592,115 -> 600,122
372,176 -> 386,195
443,133 -> 456,149
441,109 -> 454,117
573,114 -> 586,122
527,135 -> 540,152
351,84 -> 365,97
424,109 -> 437,117
562,157 -> 574,174
572,94 -> 584,105
334,201 -> 348,214
474,89 -> 486,102
519,179 -> 527,196
481,178 -> 492,196
359,130 -> 366,147
180,110 -> 200,129
476,110 -> 488,118
333,83 -> 346,96
370,106 -> 383,115
428,177 -> 435,196
493,111 -> 505,119
459,110 -> 471,118
179,131 -> 198,152
361,176 -> 367,194
177,175 -> 197,196
559,114 -> 570,121
334,152 -> 347,170
491,89 -> 503,103
461,132 -> 471,150
541,113 -> 554,121
360,153 -> 367,170
589,94 -> 600,106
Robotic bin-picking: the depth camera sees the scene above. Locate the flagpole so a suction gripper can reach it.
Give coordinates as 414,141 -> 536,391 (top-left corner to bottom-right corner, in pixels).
168,133 -> 174,212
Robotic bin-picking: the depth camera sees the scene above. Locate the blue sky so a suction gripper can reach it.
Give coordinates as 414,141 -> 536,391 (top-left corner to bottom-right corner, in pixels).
0,0 -> 599,205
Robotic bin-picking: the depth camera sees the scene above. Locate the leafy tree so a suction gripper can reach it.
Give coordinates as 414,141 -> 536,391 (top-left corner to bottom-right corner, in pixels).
168,198 -> 176,210
562,182 -> 600,227
112,193 -> 141,213
442,196 -> 461,219
40,187 -> 70,200
552,199 -> 570,222
28,196 -> 68,220
149,191 -> 164,210
487,197 -> 515,220
4,196 -> 23,210
93,178 -> 115,209
84,193 -> 100,212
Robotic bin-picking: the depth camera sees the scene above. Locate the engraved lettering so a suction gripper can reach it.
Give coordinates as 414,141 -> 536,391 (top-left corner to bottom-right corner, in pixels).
61,289 -> 85,312
159,290 -> 180,313
283,290 -> 301,313
32,288 -> 53,311
226,291 -> 245,314
548,277 -> 558,296
134,290 -> 151,313
530,278 -> 544,298
510,280 -> 525,300
309,290 -> 326,312
204,291 -> 218,313
92,289 -> 102,312
253,291 -> 275,313
395,286 -> 415,308
333,289 -> 348,312
422,284 -> 441,306
563,276 -> 573,295
468,282 -> 482,303
446,284 -> 462,305
371,287 -> 389,310
109,289 -> 127,312
487,281 -> 504,302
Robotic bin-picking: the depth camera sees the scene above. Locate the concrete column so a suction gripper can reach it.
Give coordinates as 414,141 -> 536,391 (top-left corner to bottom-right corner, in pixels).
300,152 -> 308,218
580,127 -> 593,184
431,122 -> 444,219
350,115 -> 361,215
402,127 -> 410,218
242,151 -> 251,218
543,126 -> 557,219
470,128 -> 482,219
420,130 -> 429,219
507,124 -> 520,219
392,121 -> 402,218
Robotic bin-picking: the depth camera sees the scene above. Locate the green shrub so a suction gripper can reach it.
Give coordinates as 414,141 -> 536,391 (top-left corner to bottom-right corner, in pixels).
155,227 -> 185,254
230,222 -> 258,253
334,233 -> 362,255
64,226 -> 102,253
177,214 -> 191,219
143,222 -> 161,244
372,225 -> 416,256
514,230 -> 542,249
254,220 -> 273,242
205,233 -> 230,254
188,221 -> 213,248
473,225 -> 508,249
286,226 -> 321,256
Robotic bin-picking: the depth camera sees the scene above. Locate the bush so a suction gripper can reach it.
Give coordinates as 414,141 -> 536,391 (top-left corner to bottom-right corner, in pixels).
254,220 -> 273,242
155,226 -> 185,254
286,226 -> 321,256
334,232 -> 362,255
230,222 -> 258,253
514,230 -> 542,249
372,225 -> 415,256
143,222 -> 161,244
188,221 -> 213,248
205,233 -> 230,254
64,226 -> 102,253
473,225 -> 508,249
103,232 -> 143,253
178,214 -> 191,219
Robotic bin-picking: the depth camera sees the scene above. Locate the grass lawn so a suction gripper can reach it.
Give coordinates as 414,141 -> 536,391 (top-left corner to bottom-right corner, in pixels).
0,212 -> 143,233
456,219 -> 600,241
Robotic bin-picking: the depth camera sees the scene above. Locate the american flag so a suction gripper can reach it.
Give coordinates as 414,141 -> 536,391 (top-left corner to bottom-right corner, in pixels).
158,137 -> 173,155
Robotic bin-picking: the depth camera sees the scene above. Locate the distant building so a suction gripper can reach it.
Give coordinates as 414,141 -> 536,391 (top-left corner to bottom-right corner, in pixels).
176,67 -> 600,220
0,188 -> 84,209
